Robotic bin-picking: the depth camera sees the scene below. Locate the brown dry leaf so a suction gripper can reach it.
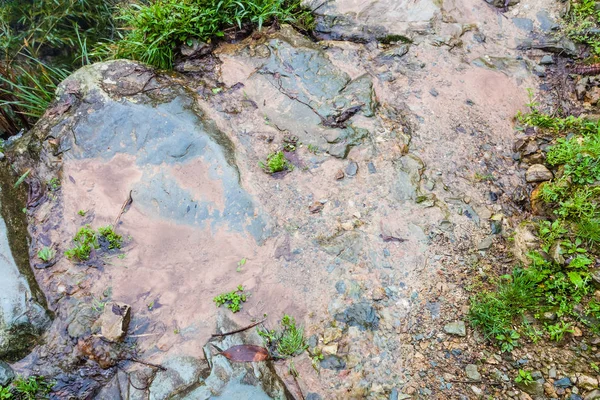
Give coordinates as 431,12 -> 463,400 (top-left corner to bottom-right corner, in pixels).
220,345 -> 269,362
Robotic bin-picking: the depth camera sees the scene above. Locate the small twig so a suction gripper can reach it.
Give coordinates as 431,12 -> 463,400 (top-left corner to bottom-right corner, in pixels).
121,357 -> 167,371
449,380 -> 502,386
211,319 -> 266,338
114,190 -> 133,227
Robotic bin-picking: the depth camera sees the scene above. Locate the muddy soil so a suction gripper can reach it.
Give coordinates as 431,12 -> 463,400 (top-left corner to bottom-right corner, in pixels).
0,0 -> 594,398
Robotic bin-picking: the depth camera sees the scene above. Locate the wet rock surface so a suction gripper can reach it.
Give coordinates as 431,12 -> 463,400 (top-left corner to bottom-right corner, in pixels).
1,0 -> 595,398
0,187 -> 50,361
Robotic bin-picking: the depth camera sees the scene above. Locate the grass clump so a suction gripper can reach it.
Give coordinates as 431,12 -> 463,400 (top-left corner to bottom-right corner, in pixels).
0,375 -> 54,400
0,0 -> 118,136
65,225 -> 99,261
259,314 -> 307,358
469,94 -> 600,351
213,285 -> 247,313
98,225 -> 123,249
259,151 -> 292,174
112,0 -> 314,69
37,246 -> 55,262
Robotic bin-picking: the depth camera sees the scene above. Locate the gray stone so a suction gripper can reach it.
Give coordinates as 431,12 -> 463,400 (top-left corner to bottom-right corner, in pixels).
516,380 -> 544,396
526,164 -> 553,182
149,356 -> 204,400
512,18 -> 534,32
533,65 -> 546,77
537,11 -> 560,32
320,355 -> 346,370
555,377 -> 573,388
346,161 -> 359,176
518,37 -> 578,57
368,162 -> 377,174
0,361 -> 14,386
540,55 -> 554,65
444,321 -> 466,337
477,237 -> 493,250
429,88 -> 439,97
335,302 -> 380,330
465,364 -> 481,381
585,390 -> 600,400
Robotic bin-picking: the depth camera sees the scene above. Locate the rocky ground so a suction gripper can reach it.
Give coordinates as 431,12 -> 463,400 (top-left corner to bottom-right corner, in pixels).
1,0 -> 599,398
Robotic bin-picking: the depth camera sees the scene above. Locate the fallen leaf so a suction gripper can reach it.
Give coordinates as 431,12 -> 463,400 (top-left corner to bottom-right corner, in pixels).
220,345 -> 269,362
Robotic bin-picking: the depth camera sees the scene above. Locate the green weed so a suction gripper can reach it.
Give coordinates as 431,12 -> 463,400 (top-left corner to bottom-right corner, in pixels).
213,285 -> 247,313
259,151 -> 292,174
514,369 -> 534,385
258,314 -> 307,358
65,225 -> 98,261
37,246 -> 55,262
10,375 -> 54,400
545,321 -> 574,342
47,178 -> 60,191
98,225 -> 123,249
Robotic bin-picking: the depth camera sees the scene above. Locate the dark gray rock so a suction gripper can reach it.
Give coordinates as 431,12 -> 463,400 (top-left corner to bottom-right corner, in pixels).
429,88 -> 439,97
537,10 -> 560,32
0,361 -> 14,386
320,355 -> 346,370
335,302 -> 380,330
554,377 -> 573,388
346,161 -> 359,176
368,162 -> 377,174
518,37 -> 578,57
540,55 -> 554,65
512,18 -> 534,32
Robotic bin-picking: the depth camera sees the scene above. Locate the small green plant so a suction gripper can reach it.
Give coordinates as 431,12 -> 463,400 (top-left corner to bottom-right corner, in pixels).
47,178 -> 60,191
259,314 -> 308,358
37,246 -> 55,262
591,362 -> 600,373
306,144 -> 319,154
65,225 -> 99,261
213,285 -> 247,313
98,225 -> 123,249
236,257 -> 247,272
496,329 -> 521,353
545,321 -> 574,342
474,172 -> 495,182
0,386 -> 11,400
78,210 -> 86,216
259,151 -> 292,174
12,375 -> 54,400
514,369 -> 534,385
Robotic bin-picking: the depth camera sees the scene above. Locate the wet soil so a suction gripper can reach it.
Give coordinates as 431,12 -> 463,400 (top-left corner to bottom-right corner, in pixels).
1,0 -> 594,398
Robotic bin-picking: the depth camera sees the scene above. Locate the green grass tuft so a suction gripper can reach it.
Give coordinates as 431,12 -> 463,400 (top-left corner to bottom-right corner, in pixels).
111,0 -> 314,69
65,225 -> 99,261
